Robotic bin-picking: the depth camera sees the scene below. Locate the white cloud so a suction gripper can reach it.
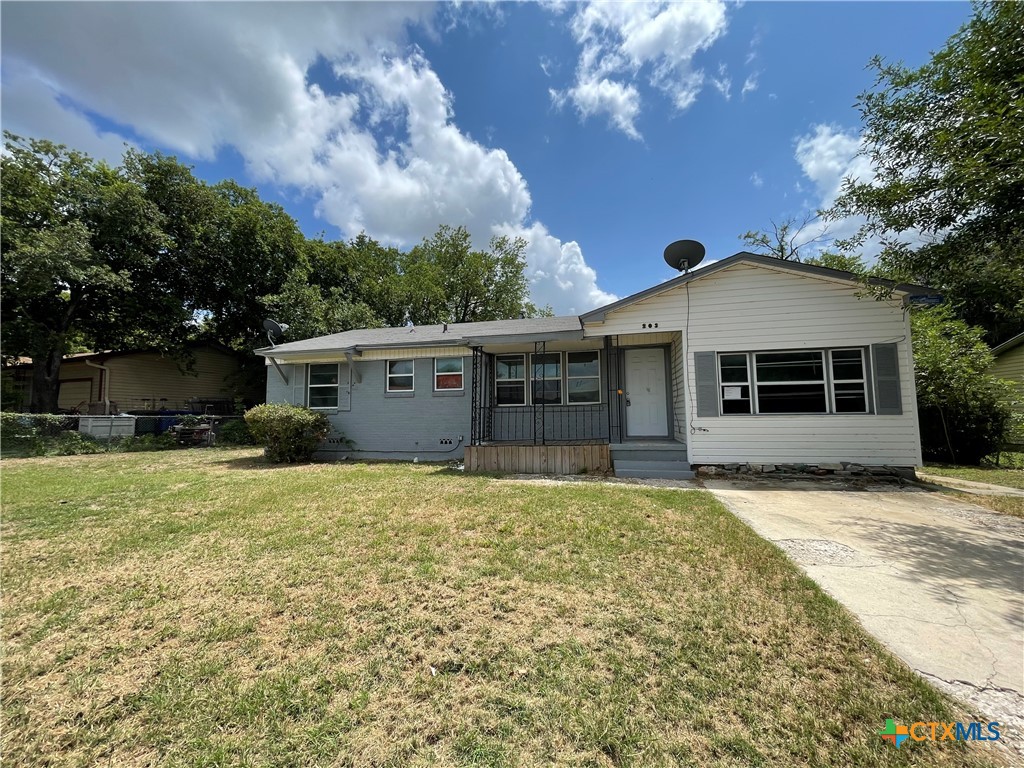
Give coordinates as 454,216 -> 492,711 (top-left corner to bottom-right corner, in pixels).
495,222 -> 617,314
710,63 -> 731,100
551,0 -> 729,138
793,123 -> 876,252
1,62 -> 133,164
741,72 -> 759,98
750,171 -> 763,188
0,2 -> 613,314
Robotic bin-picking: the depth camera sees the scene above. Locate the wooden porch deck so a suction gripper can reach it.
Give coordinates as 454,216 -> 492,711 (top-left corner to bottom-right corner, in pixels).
464,443 -> 611,474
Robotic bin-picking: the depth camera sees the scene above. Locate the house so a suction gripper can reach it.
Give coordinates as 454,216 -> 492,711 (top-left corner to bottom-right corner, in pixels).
3,343 -> 252,414
990,332 -> 1024,445
258,252 -> 929,478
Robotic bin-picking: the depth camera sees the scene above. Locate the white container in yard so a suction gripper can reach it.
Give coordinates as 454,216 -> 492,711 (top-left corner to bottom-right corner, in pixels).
78,416 -> 136,440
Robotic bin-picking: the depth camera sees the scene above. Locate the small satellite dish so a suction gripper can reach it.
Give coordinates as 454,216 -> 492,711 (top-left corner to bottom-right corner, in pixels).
262,318 -> 289,347
663,239 -> 706,272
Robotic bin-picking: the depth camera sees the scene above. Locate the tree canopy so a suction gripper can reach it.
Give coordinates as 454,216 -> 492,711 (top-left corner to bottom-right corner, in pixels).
1,132 -> 539,412
828,1 -> 1024,344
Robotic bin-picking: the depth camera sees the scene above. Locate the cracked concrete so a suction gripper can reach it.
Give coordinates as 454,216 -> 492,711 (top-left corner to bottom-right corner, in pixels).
704,478 -> 1024,759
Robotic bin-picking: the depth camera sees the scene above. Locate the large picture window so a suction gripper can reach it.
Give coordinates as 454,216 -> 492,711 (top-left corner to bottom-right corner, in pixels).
434,357 -> 464,391
566,351 -> 601,404
386,360 -> 414,392
308,363 -> 340,409
717,348 -> 870,415
495,354 -> 526,406
754,351 -> 827,413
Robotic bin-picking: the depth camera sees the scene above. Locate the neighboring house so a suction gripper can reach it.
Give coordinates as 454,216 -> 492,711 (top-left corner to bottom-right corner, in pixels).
259,252 -> 930,478
990,332 -> 1024,445
3,343 -> 250,414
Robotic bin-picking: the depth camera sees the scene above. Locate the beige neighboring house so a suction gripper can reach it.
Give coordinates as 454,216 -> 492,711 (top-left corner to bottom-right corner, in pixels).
4,343 -> 250,414
990,331 -> 1024,444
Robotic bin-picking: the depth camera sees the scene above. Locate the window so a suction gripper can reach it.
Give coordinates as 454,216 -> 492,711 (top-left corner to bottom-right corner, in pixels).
387,360 -> 414,392
434,357 -> 464,391
531,352 -> 562,405
495,354 -> 526,406
717,348 -> 871,415
718,353 -> 751,414
308,363 -> 340,409
567,351 -> 600,404
830,349 -> 868,413
754,351 -> 827,413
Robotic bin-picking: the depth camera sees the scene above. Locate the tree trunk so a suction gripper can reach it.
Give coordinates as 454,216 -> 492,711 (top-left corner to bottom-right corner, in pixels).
29,345 -> 65,413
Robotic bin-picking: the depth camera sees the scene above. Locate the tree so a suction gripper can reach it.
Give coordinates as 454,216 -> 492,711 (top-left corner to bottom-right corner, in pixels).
124,152 -> 304,351
911,306 -> 1013,464
1,133 -> 188,412
803,252 -> 867,273
400,225 -> 534,324
828,1 -> 1024,344
740,214 -> 831,262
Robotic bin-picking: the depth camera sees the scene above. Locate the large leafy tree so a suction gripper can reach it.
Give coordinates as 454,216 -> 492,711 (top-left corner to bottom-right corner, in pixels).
828,1 -> 1024,343
1,133 -> 189,412
401,225 -> 536,325
123,152 -> 304,350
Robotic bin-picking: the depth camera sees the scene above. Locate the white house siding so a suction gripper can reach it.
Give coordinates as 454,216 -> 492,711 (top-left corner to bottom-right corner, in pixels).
591,262 -> 922,466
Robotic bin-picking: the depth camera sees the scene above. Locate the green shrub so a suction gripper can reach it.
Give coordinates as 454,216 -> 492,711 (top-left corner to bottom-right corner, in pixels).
244,404 -> 331,463
218,418 -> 256,445
113,434 -> 179,453
0,413 -> 77,439
912,307 -> 1014,464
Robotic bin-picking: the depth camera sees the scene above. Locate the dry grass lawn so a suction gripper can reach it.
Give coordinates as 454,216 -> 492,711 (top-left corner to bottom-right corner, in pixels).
1,448 -> 1006,767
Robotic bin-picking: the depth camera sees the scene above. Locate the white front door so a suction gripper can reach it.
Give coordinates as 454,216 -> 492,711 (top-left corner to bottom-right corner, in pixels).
624,347 -> 669,437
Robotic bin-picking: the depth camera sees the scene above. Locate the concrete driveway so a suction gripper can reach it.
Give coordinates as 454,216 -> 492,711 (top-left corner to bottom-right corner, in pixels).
705,478 -> 1024,757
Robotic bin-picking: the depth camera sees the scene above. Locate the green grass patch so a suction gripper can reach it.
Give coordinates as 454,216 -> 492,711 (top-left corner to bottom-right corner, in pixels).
1,449 -> 1004,767
924,453 -> 1024,490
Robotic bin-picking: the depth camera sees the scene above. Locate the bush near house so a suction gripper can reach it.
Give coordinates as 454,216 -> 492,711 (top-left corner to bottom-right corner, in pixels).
217,417 -> 256,445
912,308 -> 1014,465
244,404 -> 331,463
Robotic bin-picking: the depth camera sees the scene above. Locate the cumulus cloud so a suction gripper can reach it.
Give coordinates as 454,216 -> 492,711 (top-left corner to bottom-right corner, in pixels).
1,62 -> 134,164
551,0 -> 729,138
0,2 -> 614,313
793,123 -> 876,252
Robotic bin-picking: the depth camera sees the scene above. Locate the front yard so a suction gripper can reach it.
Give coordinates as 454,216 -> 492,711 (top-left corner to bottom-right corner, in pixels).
1,449 -> 1003,766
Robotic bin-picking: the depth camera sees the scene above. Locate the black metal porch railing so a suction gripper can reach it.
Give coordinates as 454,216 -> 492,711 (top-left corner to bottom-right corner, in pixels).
484,403 -> 608,444
470,341 -> 621,446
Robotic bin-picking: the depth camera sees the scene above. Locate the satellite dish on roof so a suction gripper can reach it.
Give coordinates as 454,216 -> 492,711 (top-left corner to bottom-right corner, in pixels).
263,318 -> 289,348
663,239 -> 706,272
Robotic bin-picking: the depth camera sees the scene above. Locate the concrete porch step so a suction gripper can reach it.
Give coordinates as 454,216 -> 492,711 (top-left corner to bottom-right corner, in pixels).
616,468 -> 696,480
614,460 -> 692,473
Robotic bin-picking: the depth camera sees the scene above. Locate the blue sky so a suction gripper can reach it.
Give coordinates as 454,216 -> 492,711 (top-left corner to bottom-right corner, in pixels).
1,2 -> 971,314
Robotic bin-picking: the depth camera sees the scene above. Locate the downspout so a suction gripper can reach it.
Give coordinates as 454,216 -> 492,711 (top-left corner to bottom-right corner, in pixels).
84,359 -> 111,414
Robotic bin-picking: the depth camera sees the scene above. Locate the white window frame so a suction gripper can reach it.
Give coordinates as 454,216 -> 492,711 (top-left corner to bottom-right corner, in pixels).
307,363 -> 341,410
828,348 -> 869,414
717,348 -> 872,415
494,354 -> 527,407
717,353 -> 752,415
566,350 -> 602,405
530,351 -> 564,406
434,357 -> 464,391
386,359 -> 415,393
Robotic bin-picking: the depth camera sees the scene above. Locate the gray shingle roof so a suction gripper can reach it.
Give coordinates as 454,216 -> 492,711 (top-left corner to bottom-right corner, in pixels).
259,315 -> 582,357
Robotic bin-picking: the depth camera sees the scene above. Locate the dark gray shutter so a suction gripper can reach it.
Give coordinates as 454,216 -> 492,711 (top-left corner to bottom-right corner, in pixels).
871,343 -> 902,415
694,351 -> 719,417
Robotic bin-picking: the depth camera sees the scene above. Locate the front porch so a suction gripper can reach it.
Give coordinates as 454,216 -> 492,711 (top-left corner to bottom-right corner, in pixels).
466,334 -> 692,477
